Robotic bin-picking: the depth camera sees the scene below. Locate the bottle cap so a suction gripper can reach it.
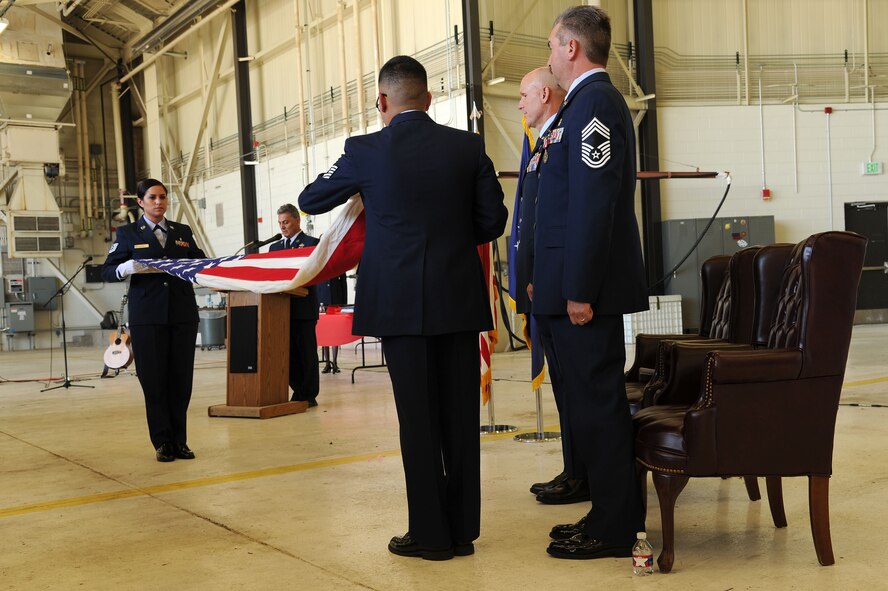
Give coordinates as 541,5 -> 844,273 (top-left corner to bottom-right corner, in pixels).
637,532 -> 647,539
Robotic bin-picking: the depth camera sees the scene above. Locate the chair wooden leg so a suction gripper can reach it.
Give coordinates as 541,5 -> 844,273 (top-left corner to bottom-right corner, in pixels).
809,476 -> 835,566
636,463 -> 649,519
765,477 -> 787,528
651,472 -> 689,573
744,476 -> 761,501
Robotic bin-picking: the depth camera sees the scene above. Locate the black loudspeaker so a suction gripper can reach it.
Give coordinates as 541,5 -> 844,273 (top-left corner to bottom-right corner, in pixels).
229,305 -> 258,373
85,264 -> 104,283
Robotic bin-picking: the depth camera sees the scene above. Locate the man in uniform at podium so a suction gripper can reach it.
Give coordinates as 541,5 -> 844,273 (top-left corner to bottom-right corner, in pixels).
269,204 -> 320,407
299,55 -> 507,560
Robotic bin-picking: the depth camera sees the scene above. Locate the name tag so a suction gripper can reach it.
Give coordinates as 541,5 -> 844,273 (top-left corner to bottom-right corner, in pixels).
526,152 -> 541,173
134,243 -> 150,249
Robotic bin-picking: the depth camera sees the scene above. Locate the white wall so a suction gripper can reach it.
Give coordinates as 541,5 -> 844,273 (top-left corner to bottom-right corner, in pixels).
658,102 -> 888,241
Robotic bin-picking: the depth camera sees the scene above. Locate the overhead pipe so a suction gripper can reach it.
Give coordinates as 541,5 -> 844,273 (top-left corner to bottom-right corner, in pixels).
303,0 -> 318,179
741,0 -> 750,106
353,0 -> 366,133
864,0 -> 870,102
337,1 -> 350,136
120,0 -> 241,84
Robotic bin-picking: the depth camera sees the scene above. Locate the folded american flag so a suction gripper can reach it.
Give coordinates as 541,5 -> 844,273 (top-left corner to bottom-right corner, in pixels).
134,195 -> 365,293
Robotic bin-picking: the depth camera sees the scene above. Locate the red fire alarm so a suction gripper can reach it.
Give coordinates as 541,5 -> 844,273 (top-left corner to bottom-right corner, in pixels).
824,106 -> 833,114
761,188 -> 772,200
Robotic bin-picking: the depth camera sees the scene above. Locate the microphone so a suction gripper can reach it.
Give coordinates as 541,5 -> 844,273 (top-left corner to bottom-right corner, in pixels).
237,233 -> 282,254
84,255 -> 93,262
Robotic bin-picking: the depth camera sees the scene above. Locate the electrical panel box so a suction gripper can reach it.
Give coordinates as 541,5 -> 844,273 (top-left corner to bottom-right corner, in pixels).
26,276 -> 58,310
7,274 -> 24,293
845,202 -> 888,314
662,215 -> 776,332
6,302 -> 35,332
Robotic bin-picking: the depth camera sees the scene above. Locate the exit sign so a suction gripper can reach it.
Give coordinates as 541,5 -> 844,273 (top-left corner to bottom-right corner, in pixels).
862,161 -> 883,175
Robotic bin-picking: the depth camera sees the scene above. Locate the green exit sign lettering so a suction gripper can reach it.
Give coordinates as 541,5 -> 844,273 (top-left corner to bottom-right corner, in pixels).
862,161 -> 883,175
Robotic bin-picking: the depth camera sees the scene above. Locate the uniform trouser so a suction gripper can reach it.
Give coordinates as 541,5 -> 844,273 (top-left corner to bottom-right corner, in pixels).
537,326 -> 580,478
533,313 -> 644,544
129,322 -> 198,449
382,332 -> 480,550
289,318 -> 319,401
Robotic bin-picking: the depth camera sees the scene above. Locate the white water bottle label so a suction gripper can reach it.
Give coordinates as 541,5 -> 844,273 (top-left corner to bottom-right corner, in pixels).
633,554 -> 653,568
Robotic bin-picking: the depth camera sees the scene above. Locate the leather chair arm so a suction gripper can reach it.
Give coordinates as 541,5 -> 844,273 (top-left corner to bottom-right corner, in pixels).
626,332 -> 698,382
707,349 -> 803,385
653,341 -> 751,406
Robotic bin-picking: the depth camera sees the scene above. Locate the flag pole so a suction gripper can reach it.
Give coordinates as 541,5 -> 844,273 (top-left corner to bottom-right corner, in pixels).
480,380 -> 517,434
514,386 -> 560,442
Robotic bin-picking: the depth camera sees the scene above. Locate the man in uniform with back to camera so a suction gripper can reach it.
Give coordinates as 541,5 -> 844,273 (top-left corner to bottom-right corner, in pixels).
533,5 -> 649,559
102,178 -> 206,463
299,55 -> 507,561
516,67 -> 591,506
269,203 -> 321,407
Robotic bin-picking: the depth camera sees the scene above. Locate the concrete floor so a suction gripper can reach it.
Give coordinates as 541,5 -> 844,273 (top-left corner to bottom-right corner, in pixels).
1,326 -> 887,590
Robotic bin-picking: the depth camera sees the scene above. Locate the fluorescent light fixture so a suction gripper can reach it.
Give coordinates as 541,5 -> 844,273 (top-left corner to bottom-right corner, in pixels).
0,18 -> 9,35
243,160 -> 259,166
486,76 -> 505,86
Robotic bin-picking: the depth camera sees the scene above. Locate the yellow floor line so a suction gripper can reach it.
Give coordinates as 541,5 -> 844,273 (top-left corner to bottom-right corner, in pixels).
0,426 -> 556,520
843,376 -> 888,388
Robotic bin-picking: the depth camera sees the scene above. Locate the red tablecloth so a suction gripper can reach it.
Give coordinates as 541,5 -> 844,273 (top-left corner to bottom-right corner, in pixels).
316,312 -> 360,346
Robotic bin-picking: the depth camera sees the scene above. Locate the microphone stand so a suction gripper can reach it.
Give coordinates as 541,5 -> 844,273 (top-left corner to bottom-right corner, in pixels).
41,259 -> 95,392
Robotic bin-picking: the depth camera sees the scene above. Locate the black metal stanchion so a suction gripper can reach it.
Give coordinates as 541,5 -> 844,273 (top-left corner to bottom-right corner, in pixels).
514,386 -> 560,442
479,382 -> 516,434
42,258 -> 94,392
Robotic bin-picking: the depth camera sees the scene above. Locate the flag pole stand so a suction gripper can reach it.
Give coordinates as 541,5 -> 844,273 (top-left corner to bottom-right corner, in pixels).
479,384 -> 517,434
514,387 -> 560,442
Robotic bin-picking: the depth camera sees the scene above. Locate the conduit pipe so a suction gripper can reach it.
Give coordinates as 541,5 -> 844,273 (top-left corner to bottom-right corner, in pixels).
110,82 -> 127,193
864,0 -> 870,102
72,70 -> 86,234
293,0 -> 310,185
337,1 -> 350,136
825,107 -> 834,230
371,0 -> 381,127
353,0 -> 366,133
79,62 -> 94,229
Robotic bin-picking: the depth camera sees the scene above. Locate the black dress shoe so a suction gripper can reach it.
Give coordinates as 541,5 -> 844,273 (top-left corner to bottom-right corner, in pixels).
535,479 -> 590,505
307,398 -> 318,408
549,515 -> 588,540
388,533 -> 454,561
155,443 -> 176,463
546,534 -> 633,560
174,443 -> 195,460
530,471 -> 568,495
453,542 -> 474,557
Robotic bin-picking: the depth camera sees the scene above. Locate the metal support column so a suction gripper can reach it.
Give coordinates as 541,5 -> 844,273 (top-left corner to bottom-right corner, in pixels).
232,0 -> 259,253
461,0 -> 484,136
632,0 -> 663,294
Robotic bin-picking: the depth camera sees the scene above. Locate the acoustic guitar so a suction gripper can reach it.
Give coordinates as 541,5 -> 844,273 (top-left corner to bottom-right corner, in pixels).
103,294 -> 133,369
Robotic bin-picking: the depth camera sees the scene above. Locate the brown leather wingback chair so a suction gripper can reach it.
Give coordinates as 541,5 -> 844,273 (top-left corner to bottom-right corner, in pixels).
634,231 -> 866,572
625,255 -> 732,414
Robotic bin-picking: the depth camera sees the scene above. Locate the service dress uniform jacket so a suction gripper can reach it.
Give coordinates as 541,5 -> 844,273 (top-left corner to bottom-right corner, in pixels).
101,217 -> 205,450
298,109 -> 507,552
532,71 -> 648,546
299,111 -> 506,337
269,232 -> 320,402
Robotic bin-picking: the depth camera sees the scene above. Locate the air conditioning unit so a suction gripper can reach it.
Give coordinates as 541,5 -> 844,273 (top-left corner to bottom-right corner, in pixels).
7,211 -> 63,258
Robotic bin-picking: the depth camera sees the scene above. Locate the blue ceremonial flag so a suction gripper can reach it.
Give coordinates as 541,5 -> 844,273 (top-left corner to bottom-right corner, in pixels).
506,118 -> 546,391
507,119 -> 533,310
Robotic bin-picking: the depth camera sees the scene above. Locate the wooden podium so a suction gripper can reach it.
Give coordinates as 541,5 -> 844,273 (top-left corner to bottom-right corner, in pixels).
208,291 -> 308,418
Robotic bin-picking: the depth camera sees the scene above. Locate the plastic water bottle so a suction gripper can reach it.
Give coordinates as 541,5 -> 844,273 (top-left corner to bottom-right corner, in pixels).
632,532 -> 654,576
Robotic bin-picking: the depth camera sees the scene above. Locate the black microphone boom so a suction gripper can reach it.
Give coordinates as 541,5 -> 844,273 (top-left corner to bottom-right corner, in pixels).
253,233 -> 282,248
235,233 -> 282,255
